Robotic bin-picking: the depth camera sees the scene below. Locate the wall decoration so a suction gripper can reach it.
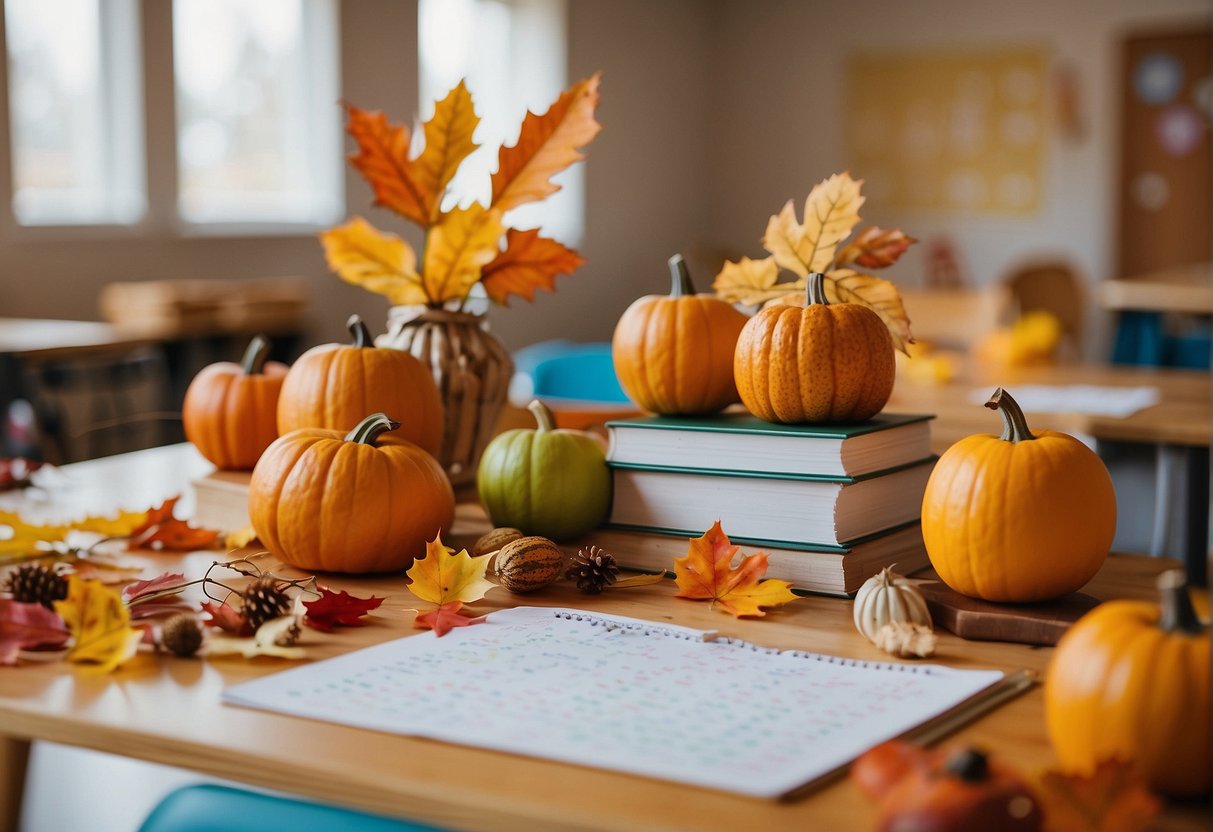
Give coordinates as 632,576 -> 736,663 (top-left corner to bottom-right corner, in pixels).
846,47 -> 1048,216
1133,52 -> 1184,105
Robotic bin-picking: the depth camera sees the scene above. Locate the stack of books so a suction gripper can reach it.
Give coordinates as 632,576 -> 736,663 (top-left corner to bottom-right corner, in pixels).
591,412 -> 936,596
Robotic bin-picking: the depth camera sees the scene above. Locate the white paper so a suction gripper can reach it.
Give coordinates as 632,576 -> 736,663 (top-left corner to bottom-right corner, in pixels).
968,384 -> 1160,419
223,607 -> 1003,798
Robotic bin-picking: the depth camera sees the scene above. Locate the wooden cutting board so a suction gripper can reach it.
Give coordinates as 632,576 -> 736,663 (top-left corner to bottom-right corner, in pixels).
916,581 -> 1101,646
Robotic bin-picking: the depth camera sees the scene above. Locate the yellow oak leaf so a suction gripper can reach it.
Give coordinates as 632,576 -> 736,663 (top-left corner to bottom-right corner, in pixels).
825,269 -> 914,354
1035,759 -> 1160,832
319,217 -> 428,306
224,526 -> 259,550
421,203 -> 505,304
0,509 -> 147,560
206,616 -> 306,660
491,72 -> 603,213
835,226 -> 917,269
344,104 -> 434,227
712,256 -> 795,306
415,80 -> 480,222
54,576 -> 141,673
481,228 -> 586,306
763,172 -> 865,276
673,521 -> 797,618
406,533 -> 495,606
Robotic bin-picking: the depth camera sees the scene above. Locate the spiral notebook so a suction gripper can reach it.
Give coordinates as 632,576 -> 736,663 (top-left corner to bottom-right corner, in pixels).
223,607 -> 1028,799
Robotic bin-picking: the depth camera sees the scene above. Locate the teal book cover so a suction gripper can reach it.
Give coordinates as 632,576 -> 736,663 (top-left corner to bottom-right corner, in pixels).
605,411 -> 934,438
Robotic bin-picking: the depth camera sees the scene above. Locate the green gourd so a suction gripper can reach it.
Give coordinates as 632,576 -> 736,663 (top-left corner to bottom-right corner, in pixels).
477,400 -> 611,541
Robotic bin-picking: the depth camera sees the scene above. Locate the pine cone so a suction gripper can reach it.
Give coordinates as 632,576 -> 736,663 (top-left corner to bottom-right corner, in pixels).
161,613 -> 203,658
566,546 -> 619,594
4,564 -> 68,609
242,577 -> 292,632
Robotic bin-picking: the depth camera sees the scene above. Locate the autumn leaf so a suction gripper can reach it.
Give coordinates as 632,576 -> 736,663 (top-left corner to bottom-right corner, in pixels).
68,561 -> 145,585
673,521 -> 797,617
319,217 -> 427,306
206,616 -> 306,660
122,571 -> 192,620
481,228 -> 586,305
825,269 -> 914,353
491,72 -> 603,213
1035,759 -> 1160,832
835,226 -> 917,269
421,203 -> 505,304
763,172 -> 864,277
127,497 -> 220,551
54,576 -> 141,672
201,599 -> 252,636
303,587 -> 384,632
415,80 -> 480,222
413,600 -> 488,637
0,599 -> 69,665
0,508 -> 146,560
406,534 -> 495,606
225,526 -> 259,550
712,256 -> 796,306
344,104 -> 434,227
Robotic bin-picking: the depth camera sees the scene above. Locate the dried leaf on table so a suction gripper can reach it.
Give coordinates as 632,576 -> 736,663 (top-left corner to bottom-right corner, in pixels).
224,526 -> 259,550
0,599 -> 69,665
491,72 -> 602,213
413,600 -> 488,637
122,571 -> 192,619
200,599 -> 252,637
127,497 -> 220,551
673,521 -> 797,618
0,508 -> 146,561
481,228 -> 585,306
319,217 -> 427,307
712,256 -> 794,307
1035,759 -> 1160,832
67,561 -> 146,585
413,80 -> 480,222
406,534 -> 495,606
823,269 -> 914,354
834,226 -> 917,269
762,172 -> 864,277
303,587 -> 384,632
344,104 -> 435,227
54,576 -> 141,673
206,616 -> 306,660
420,203 -> 506,304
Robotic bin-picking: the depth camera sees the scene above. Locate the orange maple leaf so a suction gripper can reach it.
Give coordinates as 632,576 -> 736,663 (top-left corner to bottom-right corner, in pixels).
1035,759 -> 1160,832
413,600 -> 489,638
344,104 -> 434,227
673,521 -> 798,617
834,226 -> 917,269
126,497 -> 220,552
491,72 -> 603,213
481,228 -> 586,305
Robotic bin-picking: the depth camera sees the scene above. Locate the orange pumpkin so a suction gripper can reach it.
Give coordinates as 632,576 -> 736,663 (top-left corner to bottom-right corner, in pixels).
249,412 -> 454,573
611,254 -> 748,415
733,272 -> 894,423
182,334 -> 287,470
921,388 -> 1116,602
277,315 -> 443,455
1045,569 -> 1209,797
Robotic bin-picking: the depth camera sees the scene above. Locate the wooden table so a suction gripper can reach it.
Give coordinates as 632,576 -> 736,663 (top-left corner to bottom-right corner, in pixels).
1,445 -> 1208,831
1098,263 -> 1213,315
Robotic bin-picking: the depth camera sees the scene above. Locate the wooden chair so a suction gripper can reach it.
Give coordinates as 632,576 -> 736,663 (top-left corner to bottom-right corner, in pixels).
1000,261 -> 1086,357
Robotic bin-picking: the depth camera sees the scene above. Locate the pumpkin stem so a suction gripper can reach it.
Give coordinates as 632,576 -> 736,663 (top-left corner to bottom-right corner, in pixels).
347,314 -> 374,348
1157,569 -> 1205,635
943,748 -> 989,782
985,387 -> 1036,442
344,412 -> 400,446
528,399 -> 556,433
240,334 -> 271,375
806,272 -> 829,306
668,254 -> 696,297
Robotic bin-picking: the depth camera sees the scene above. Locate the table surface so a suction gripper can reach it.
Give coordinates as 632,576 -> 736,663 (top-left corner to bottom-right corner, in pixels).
888,359 -> 1211,452
1,444 -> 1208,830
0,317 -> 148,358
1097,264 -> 1213,314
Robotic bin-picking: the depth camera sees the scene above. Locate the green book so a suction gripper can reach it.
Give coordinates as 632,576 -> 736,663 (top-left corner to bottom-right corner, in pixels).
605,411 -> 934,478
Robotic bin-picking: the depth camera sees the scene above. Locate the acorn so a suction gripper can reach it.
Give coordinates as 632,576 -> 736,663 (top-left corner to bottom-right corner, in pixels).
160,613 -> 204,658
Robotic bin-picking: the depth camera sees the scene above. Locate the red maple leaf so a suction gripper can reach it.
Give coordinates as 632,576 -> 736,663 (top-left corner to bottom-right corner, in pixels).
123,572 -> 192,620
0,599 -> 69,665
413,601 -> 488,638
127,498 -> 220,551
200,599 -> 252,636
303,587 -> 384,632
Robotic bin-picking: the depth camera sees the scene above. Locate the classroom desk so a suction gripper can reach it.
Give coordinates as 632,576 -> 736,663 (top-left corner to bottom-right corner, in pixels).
1,445 -> 1208,831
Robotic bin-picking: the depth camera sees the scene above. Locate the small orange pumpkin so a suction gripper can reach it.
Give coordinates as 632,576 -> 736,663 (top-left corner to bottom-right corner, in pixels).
249,412 -> 454,573
277,315 -> 443,455
733,272 -> 894,423
182,334 -> 287,470
611,254 -> 748,415
1045,569 -> 1209,797
921,388 -> 1116,602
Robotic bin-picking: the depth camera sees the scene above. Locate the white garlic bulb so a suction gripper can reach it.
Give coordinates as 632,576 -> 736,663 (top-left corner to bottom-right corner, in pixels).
853,567 -> 932,644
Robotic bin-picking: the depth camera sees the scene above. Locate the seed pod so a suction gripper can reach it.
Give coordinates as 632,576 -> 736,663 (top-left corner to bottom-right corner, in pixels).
472,527 -> 525,557
495,536 -> 564,593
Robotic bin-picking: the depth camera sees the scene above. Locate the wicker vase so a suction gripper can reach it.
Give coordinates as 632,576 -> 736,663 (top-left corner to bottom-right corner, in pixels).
378,307 -> 513,487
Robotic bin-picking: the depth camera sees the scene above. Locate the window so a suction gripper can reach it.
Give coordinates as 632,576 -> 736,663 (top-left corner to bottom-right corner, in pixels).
5,0 -> 144,225
173,0 -> 342,225
418,0 -> 581,246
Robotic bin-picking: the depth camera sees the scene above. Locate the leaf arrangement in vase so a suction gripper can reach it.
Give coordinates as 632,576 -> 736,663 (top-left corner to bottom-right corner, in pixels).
321,74 -> 603,308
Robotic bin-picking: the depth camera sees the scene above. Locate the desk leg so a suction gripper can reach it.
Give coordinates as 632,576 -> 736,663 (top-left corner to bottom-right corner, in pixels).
1,736 -> 31,832
1150,444 -> 1210,587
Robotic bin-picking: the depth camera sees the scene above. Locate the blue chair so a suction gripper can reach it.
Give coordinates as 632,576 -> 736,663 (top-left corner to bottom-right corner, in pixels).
531,349 -> 631,404
139,784 -> 446,832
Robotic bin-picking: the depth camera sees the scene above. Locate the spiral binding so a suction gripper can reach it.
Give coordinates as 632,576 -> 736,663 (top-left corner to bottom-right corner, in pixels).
554,611 -> 930,674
